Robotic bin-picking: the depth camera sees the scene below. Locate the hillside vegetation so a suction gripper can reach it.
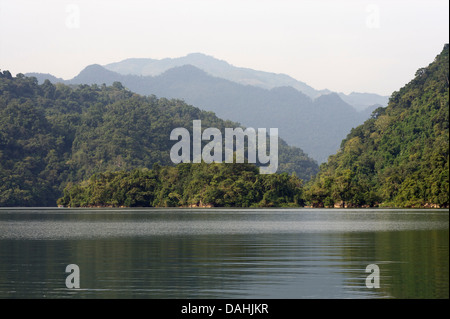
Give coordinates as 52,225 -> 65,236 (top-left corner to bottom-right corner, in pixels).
0,72 -> 317,206
57,163 -> 304,208
305,44 -> 449,208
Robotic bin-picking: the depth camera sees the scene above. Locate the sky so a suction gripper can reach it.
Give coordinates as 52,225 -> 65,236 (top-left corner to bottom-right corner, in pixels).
0,0 -> 448,96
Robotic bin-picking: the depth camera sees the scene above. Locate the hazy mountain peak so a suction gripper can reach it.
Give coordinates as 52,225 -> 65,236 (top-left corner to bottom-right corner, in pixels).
104,53 -> 323,98
71,64 -> 122,85
83,64 -> 107,72
103,53 -> 388,109
315,92 -> 342,103
105,58 -> 156,75
159,64 -> 211,80
185,52 -> 229,64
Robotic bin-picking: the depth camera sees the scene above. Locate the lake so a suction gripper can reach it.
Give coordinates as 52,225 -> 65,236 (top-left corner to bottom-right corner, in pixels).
0,208 -> 448,299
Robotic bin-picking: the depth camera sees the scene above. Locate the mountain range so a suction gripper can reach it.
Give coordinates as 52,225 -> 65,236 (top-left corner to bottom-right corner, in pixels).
27,53 -> 388,163
4,45 -> 448,208
103,53 -> 389,110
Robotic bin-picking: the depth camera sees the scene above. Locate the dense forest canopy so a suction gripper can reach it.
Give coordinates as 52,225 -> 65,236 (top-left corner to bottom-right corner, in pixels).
0,71 -> 317,207
57,163 -> 304,208
305,44 -> 449,208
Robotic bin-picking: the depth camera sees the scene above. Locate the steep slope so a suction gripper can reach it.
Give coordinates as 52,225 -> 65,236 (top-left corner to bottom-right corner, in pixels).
306,44 -> 449,208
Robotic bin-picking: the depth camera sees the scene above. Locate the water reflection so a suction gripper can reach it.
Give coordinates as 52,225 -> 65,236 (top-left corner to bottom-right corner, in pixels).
0,208 -> 448,298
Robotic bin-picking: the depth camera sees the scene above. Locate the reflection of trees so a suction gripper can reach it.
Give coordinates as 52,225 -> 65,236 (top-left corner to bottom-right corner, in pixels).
339,229 -> 449,298
0,211 -> 448,299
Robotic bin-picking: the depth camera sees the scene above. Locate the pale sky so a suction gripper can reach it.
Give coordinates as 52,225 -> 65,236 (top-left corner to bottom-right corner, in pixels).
0,0 -> 448,96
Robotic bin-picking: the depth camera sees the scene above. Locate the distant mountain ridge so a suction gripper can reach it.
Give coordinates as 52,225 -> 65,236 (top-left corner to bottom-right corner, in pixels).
26,63 -> 379,163
104,53 -> 327,99
103,53 -> 389,109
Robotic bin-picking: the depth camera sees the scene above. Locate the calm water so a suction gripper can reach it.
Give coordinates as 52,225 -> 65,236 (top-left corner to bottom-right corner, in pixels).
0,208 -> 448,299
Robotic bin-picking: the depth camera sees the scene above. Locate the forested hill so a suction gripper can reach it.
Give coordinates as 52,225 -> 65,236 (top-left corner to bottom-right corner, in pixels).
305,44 -> 449,208
0,71 -> 318,207
28,63 -> 382,164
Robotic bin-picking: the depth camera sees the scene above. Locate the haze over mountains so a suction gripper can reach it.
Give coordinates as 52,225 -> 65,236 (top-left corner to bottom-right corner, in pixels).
103,53 -> 388,108
105,53 -> 329,99
27,53 -> 388,163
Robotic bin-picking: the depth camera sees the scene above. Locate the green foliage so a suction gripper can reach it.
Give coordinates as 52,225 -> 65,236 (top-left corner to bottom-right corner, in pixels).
57,163 -> 304,208
0,69 -> 317,206
305,44 -> 449,208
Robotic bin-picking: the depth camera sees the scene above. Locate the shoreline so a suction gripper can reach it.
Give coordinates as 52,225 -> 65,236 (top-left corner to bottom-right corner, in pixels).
54,204 -> 449,209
